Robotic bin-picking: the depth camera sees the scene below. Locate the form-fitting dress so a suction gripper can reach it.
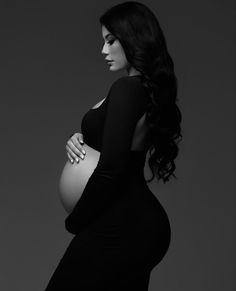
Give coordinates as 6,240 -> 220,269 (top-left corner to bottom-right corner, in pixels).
44,76 -> 171,291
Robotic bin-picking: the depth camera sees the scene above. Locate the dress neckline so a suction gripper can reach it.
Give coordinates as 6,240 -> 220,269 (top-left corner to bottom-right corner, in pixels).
90,98 -> 106,111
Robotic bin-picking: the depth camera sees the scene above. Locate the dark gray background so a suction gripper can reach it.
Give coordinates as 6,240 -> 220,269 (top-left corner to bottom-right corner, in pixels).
0,0 -> 235,290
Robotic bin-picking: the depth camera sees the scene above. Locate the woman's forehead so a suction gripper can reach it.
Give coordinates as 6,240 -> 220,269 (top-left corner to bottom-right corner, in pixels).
102,25 -> 113,38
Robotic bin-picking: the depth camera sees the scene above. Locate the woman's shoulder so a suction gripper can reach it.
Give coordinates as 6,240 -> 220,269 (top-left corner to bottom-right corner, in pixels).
107,75 -> 148,105
110,75 -> 144,91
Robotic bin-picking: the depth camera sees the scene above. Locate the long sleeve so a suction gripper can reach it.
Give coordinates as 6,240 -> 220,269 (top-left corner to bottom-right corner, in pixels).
65,76 -> 148,234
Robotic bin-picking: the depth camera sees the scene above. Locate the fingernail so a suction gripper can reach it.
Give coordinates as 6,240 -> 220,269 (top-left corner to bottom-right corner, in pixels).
82,150 -> 86,154
80,155 -> 84,159
71,159 -> 74,163
76,157 -> 79,162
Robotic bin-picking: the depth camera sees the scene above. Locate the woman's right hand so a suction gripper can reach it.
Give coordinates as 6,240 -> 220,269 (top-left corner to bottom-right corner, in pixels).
66,132 -> 86,164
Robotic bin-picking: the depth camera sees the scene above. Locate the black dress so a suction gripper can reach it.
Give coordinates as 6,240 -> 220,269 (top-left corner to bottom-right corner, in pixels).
44,75 -> 171,290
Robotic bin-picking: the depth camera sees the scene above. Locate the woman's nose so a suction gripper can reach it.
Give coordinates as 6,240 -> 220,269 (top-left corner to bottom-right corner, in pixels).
101,43 -> 108,55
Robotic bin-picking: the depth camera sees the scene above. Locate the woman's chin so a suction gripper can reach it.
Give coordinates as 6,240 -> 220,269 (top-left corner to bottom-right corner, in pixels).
108,65 -> 123,72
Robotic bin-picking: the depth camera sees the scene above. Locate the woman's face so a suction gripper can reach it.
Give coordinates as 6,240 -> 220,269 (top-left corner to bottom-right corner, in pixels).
101,25 -> 130,72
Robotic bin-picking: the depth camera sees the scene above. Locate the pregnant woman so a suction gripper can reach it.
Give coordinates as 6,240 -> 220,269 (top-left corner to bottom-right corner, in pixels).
45,1 -> 182,290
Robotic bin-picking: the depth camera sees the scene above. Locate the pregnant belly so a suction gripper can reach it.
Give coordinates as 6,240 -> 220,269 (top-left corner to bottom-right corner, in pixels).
58,144 -> 100,214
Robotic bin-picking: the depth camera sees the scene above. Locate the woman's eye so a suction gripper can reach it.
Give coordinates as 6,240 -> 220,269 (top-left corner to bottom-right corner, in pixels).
107,39 -> 115,45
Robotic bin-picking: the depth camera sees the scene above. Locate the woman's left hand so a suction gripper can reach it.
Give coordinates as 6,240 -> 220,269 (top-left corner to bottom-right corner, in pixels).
66,132 -> 86,164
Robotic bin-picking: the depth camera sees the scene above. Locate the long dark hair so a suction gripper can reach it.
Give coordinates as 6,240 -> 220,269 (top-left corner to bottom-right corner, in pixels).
99,1 -> 183,184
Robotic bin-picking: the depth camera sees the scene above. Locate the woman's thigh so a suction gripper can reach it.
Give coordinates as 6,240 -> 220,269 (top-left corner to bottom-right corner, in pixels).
44,232 -> 152,291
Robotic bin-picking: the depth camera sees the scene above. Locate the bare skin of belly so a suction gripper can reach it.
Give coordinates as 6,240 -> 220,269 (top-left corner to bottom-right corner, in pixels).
58,143 -> 100,214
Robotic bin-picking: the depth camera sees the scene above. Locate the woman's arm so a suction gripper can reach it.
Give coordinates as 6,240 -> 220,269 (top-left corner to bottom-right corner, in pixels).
65,76 -> 148,234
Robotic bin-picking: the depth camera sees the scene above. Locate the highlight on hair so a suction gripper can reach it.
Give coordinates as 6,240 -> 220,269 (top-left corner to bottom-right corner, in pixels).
99,1 -> 183,184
